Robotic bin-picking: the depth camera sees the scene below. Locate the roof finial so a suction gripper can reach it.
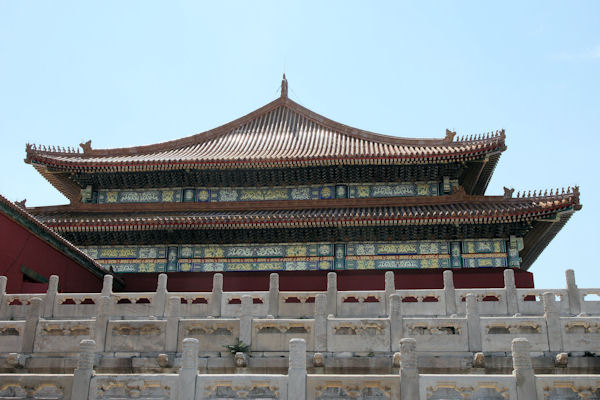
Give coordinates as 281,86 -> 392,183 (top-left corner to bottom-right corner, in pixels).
281,73 -> 288,98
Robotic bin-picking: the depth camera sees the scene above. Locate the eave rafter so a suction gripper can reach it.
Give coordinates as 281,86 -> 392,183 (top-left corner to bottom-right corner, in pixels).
29,187 -> 580,234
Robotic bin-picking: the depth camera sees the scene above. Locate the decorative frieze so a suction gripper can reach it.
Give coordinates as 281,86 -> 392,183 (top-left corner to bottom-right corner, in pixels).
82,239 -> 516,273
95,181 -> 441,204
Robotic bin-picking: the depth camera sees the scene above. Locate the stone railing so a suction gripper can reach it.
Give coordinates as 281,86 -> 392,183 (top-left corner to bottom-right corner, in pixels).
0,285 -> 600,357
0,270 -> 599,357
1,269 -> 597,322
0,337 -> 598,399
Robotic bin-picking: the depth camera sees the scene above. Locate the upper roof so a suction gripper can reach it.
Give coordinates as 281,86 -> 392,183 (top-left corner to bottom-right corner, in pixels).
25,77 -> 506,200
0,194 -> 124,289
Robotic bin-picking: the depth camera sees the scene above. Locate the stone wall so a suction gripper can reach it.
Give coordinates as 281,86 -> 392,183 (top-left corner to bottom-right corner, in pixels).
0,269 -> 599,398
1,337 -> 599,399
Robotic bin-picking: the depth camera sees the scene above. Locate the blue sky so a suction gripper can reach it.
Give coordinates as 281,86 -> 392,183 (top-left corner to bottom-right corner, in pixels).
1,1 -> 598,289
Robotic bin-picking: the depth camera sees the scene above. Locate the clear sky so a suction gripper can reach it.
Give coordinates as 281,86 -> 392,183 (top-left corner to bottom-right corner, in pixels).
1,1 -> 598,290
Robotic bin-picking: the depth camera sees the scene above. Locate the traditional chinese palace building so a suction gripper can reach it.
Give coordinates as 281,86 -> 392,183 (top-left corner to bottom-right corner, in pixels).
23,77 -> 580,291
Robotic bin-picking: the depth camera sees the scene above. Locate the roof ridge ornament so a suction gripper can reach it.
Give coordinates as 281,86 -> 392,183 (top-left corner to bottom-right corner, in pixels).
444,129 -> 456,143
503,187 -> 514,199
80,140 -> 92,154
281,74 -> 288,99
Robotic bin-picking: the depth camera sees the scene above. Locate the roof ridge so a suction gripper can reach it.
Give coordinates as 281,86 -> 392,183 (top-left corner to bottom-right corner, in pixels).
25,96 -> 507,159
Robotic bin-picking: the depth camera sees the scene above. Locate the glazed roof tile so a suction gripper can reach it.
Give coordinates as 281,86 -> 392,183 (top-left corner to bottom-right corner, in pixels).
25,97 -> 505,172
30,188 -> 579,232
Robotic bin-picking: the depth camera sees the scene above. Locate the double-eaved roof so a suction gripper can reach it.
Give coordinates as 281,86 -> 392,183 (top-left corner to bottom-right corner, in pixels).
24,77 -> 580,271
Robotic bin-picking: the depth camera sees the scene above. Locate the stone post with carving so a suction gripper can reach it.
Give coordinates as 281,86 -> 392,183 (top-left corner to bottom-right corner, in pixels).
504,269 -> 519,315
543,292 -> 563,352
314,294 -> 327,352
178,338 -> 199,400
466,293 -> 482,352
101,274 -> 113,297
326,272 -> 337,316
0,276 -> 6,318
154,273 -> 168,318
240,295 -> 252,346
71,339 -> 96,400
22,297 -> 42,352
512,338 -> 537,400
94,295 -> 110,352
43,275 -> 58,318
443,270 -> 457,315
288,338 -> 307,400
166,296 -> 180,352
399,338 -> 419,399
390,294 -> 403,352
385,271 -> 395,314
565,269 -> 581,315
268,273 -> 279,317
211,273 -> 223,317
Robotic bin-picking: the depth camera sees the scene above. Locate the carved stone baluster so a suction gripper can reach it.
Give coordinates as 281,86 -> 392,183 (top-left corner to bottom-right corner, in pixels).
178,338 -> 199,400
166,296 -> 180,352
399,338 -> 419,399
94,296 -> 110,352
512,338 -> 537,399
466,293 -> 482,352
326,272 -> 337,316
385,271 -> 395,314
314,294 -> 327,352
154,273 -> 168,318
22,297 -> 42,352
211,273 -> 223,317
0,276 -> 7,318
543,292 -> 563,352
240,295 -> 252,346
390,294 -> 403,352
101,274 -> 113,297
268,273 -> 279,317
43,275 -> 58,318
71,339 -> 96,400
566,269 -> 581,315
504,269 -> 519,315
288,338 -> 307,400
443,270 -> 457,315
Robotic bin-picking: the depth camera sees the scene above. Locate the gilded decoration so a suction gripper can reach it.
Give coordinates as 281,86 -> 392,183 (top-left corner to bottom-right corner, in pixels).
203,381 -> 280,399
87,239 -> 513,273
408,324 -> 461,335
95,379 -> 172,399
315,381 -> 392,399
425,382 -> 510,399
0,383 -> 64,399
541,381 -> 600,399
93,181 -> 441,204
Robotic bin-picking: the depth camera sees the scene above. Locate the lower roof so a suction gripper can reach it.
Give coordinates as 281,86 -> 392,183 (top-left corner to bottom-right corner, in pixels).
29,188 -> 580,271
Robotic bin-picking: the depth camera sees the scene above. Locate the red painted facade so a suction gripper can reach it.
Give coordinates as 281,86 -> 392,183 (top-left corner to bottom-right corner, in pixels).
115,267 -> 533,293
0,214 -> 104,294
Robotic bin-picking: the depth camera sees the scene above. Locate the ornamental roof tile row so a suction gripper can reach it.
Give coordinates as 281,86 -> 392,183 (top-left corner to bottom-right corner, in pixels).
30,188 -> 579,232
25,97 -> 505,172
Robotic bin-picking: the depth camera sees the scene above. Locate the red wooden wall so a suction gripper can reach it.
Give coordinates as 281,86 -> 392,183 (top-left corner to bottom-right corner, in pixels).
117,267 -> 534,292
0,214 -> 104,293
